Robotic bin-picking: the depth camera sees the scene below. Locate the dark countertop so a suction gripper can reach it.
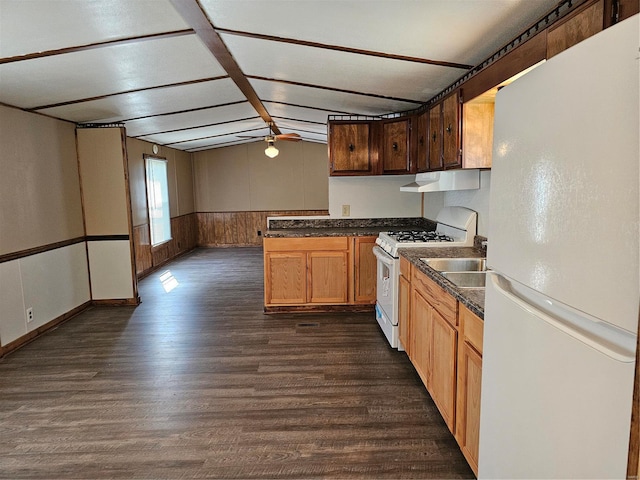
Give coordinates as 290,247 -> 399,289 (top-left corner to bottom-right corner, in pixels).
264,217 -> 436,238
264,226 -> 390,238
399,247 -> 486,319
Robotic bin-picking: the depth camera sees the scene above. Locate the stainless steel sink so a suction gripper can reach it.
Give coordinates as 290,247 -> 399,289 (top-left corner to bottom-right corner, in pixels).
441,271 -> 487,288
420,257 -> 487,272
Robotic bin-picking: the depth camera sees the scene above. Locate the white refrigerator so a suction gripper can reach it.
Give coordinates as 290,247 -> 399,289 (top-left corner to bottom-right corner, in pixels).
479,15 -> 639,480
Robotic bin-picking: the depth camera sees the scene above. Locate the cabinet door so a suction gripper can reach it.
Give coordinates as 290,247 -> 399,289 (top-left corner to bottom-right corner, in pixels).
456,341 -> 482,476
354,237 -> 376,303
264,252 -> 306,305
329,122 -> 373,175
429,308 -> 458,433
428,104 -> 442,170
381,118 -> 411,174
442,91 -> 461,169
547,0 -> 604,58
604,0 -> 639,26
398,274 -> 411,353
308,251 -> 348,304
462,101 -> 494,169
411,289 -> 431,386
414,111 -> 429,172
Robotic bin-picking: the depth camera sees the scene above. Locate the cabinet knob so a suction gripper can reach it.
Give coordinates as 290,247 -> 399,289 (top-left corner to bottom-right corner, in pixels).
348,143 -> 355,152
419,136 -> 424,146
446,124 -> 452,134
392,142 -> 398,151
432,132 -> 437,142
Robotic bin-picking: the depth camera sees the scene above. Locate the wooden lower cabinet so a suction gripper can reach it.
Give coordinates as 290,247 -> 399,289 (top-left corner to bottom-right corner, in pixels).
263,236 -> 376,309
429,308 -> 458,432
404,261 -> 483,475
410,267 -> 458,433
411,288 -> 431,386
456,304 -> 484,476
398,273 -> 411,353
308,251 -> 348,303
353,236 -> 377,303
264,252 -> 306,304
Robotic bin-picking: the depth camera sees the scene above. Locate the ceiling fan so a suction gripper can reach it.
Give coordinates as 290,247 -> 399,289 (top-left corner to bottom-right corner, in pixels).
238,122 -> 301,158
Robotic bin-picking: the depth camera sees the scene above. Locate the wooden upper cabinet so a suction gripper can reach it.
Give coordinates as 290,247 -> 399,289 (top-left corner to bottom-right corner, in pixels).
462,98 -> 495,169
547,0 -> 604,58
428,103 -> 443,171
442,91 -> 462,169
413,111 -> 429,173
381,117 -> 412,174
604,0 -> 639,27
328,122 -> 373,175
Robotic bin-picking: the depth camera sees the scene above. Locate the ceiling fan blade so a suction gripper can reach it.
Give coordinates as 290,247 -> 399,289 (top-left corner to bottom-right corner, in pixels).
275,133 -> 302,141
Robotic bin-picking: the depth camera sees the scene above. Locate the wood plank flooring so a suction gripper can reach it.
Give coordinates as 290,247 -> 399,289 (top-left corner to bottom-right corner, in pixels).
0,247 -> 474,479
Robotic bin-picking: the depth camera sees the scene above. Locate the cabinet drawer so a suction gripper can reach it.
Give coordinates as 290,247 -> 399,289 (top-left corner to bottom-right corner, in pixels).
412,268 -> 457,327
400,256 -> 411,278
264,237 -> 348,252
460,304 -> 483,354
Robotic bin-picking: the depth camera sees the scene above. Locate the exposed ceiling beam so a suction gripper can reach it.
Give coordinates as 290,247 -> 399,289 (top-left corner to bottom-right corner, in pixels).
119,100 -> 249,123
0,30 -> 194,65
29,76 -> 228,111
169,0 -> 281,135
248,75 -> 423,105
216,28 -> 474,70
130,115 -> 261,138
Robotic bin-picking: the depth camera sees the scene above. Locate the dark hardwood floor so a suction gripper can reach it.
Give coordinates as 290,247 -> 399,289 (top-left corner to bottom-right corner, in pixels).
0,247 -> 474,479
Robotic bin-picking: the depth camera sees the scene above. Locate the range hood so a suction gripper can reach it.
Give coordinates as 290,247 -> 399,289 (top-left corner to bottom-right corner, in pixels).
400,169 -> 480,193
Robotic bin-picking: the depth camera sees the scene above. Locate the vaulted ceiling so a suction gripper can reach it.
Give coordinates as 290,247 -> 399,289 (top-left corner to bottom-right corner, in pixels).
0,0 -> 559,152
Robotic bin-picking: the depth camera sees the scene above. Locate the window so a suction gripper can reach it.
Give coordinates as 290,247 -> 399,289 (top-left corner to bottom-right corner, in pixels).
145,157 -> 171,246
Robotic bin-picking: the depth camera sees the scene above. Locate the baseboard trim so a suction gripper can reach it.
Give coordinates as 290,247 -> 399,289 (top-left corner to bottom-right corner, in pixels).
0,301 -> 92,358
264,304 -> 375,314
92,297 -> 140,307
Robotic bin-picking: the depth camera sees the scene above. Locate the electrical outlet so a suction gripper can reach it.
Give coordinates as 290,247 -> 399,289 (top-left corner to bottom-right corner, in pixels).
341,205 -> 350,217
26,307 -> 33,323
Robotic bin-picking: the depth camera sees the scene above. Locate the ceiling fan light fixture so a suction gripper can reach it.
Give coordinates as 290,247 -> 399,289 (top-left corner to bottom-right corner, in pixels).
264,139 -> 279,158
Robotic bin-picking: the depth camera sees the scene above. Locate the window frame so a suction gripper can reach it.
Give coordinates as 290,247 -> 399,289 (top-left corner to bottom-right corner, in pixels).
144,155 -> 172,247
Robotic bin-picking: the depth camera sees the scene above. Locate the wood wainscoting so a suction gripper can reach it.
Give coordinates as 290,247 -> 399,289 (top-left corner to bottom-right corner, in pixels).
197,210 -> 329,247
133,213 -> 198,278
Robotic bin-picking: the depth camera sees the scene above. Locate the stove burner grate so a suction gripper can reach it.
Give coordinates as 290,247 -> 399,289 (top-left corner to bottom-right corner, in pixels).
388,230 -> 454,243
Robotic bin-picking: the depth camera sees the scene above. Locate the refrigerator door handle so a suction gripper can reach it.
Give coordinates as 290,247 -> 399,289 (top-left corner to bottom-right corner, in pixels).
489,272 -> 636,363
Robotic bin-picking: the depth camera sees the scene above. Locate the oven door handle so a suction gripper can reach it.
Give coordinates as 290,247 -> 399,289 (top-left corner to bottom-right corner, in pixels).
373,246 -> 396,267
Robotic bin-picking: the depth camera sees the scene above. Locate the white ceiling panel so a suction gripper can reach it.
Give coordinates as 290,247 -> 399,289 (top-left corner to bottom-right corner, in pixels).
251,78 -> 417,117
0,35 -> 223,109
1,0 -> 572,151
141,118 -> 268,146
201,0 -> 556,66
38,78 -> 246,124
220,33 -> 459,103
274,117 -> 327,141
0,0 -> 189,58
124,102 -> 258,138
262,102 -> 339,126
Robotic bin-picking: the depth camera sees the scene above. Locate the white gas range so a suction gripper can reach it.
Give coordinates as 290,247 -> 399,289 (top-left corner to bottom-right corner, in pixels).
372,206 -> 478,349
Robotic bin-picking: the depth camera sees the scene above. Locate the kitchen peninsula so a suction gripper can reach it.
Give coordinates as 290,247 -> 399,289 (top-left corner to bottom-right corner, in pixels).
262,216 -> 487,318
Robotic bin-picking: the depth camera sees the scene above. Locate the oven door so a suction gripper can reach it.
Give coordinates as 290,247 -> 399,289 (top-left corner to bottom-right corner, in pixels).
372,246 -> 401,349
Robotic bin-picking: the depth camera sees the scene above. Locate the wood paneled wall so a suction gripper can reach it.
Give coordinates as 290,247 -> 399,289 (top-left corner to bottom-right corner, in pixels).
133,213 -> 198,277
197,210 -> 329,247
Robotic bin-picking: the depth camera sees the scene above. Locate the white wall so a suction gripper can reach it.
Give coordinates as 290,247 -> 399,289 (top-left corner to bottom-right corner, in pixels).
328,175 -> 422,218
0,243 -> 90,346
193,141 -> 328,212
423,170 -> 491,236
